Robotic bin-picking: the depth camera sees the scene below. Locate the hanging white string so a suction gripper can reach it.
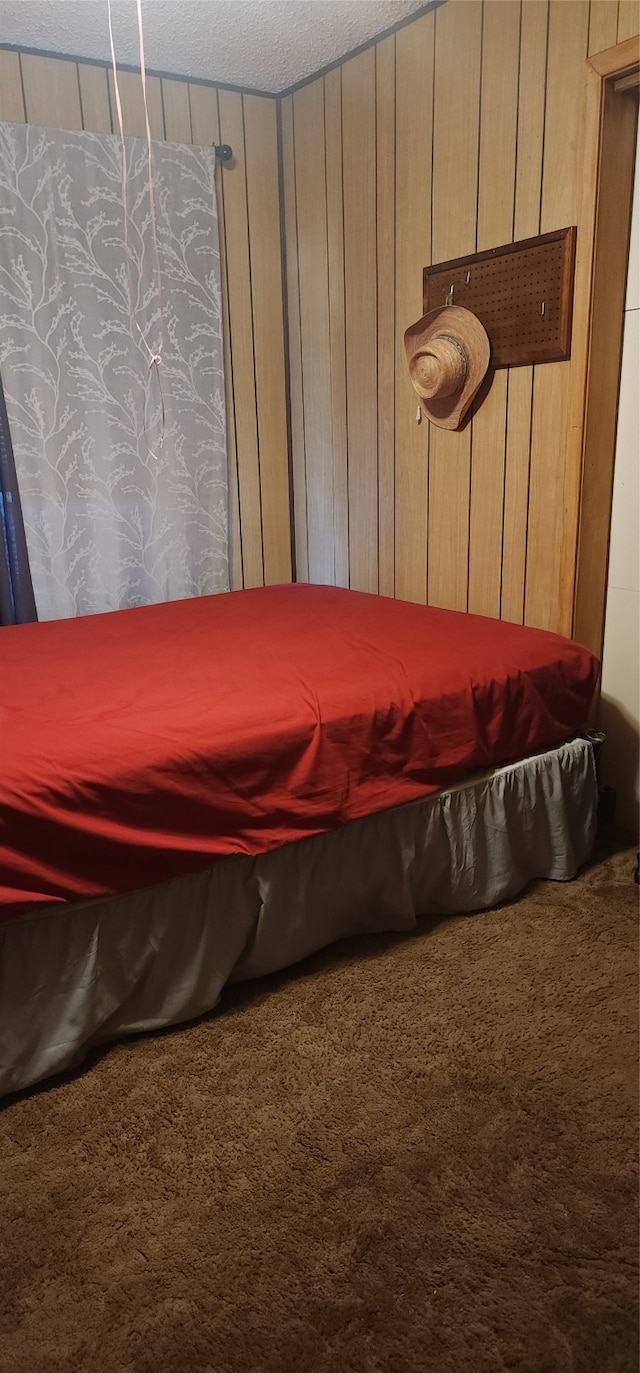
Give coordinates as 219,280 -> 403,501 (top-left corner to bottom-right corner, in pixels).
107,0 -> 165,458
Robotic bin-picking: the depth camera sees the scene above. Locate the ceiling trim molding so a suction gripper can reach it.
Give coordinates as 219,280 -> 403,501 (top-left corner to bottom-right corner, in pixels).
0,42 -> 278,101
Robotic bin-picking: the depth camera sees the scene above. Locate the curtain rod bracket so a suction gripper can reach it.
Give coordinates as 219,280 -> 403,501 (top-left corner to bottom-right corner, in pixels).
214,144 -> 233,164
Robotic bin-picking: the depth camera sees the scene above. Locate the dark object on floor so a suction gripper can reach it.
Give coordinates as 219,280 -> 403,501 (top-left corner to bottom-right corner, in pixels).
0,844 -> 637,1373
634,852 -> 639,884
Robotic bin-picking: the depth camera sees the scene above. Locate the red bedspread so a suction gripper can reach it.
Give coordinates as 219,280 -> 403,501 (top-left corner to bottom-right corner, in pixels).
0,584 -> 598,918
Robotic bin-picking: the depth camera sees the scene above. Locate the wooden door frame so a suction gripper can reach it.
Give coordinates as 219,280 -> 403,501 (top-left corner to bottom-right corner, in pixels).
571,35 -> 639,658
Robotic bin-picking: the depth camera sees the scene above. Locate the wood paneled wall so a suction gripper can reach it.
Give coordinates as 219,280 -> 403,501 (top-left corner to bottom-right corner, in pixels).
1,2 -> 638,637
0,49 -> 291,590
281,0 -> 640,641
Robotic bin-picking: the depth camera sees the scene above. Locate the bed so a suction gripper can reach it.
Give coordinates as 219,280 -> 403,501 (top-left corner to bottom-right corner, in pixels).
0,583 -> 600,1096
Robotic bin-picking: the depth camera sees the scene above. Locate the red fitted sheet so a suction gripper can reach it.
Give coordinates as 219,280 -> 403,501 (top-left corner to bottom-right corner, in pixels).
0,584 -> 598,918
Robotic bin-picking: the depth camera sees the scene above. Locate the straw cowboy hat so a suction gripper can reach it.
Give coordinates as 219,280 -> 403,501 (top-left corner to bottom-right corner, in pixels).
404,304 -> 491,430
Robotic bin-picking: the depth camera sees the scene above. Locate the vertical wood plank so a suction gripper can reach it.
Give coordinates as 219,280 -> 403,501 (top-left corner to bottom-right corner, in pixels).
501,369 -> 534,623
342,47 -> 378,594
0,51 -> 26,122
526,0 -> 590,633
513,0 -> 549,238
188,83 -> 216,145
218,88 -> 264,587
280,95 -> 308,582
108,69 -> 164,138
244,95 -> 292,585
161,79 -> 192,142
431,1 -> 482,262
428,0 -> 482,612
324,69 -> 349,588
588,0 -> 620,53
617,0 -> 640,40
376,35 -> 396,600
21,55 -> 82,129
475,1 -> 521,251
189,82 -> 243,590
293,79 -> 334,585
527,364 -> 570,630
540,2 -> 591,232
468,0 -> 520,620
78,63 -> 112,133
502,0 -> 548,624
394,13 -> 435,604
468,373 -> 510,618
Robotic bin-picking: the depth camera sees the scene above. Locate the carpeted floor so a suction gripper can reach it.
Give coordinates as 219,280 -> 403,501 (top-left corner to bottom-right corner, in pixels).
1,840 -> 638,1373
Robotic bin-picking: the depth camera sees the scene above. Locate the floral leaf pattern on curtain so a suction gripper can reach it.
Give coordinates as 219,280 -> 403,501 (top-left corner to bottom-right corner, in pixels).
0,122 -> 228,620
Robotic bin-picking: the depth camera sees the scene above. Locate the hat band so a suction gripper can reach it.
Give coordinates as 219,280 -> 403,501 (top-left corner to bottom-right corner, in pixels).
434,334 -> 469,386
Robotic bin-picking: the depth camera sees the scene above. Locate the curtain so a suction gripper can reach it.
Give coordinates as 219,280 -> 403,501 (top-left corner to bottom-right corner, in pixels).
0,369 -> 37,625
0,122 -> 228,620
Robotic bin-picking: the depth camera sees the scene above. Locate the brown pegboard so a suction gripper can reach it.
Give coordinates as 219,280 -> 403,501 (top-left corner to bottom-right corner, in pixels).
422,227 -> 577,368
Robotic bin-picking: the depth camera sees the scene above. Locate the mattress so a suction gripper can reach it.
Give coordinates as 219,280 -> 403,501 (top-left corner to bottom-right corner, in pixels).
0,584 -> 599,918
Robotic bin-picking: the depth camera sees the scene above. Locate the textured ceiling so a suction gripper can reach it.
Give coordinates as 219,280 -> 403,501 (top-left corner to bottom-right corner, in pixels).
0,0 -> 430,93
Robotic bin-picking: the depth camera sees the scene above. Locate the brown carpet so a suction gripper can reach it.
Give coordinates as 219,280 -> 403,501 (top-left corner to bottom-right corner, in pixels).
1,840 -> 638,1373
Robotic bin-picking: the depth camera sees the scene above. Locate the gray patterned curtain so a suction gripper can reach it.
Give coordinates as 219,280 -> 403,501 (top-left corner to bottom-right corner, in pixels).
0,122 -> 228,621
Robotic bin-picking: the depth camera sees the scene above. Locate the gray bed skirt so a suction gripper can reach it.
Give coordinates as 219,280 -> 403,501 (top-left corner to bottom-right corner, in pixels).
0,736 -> 598,1099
